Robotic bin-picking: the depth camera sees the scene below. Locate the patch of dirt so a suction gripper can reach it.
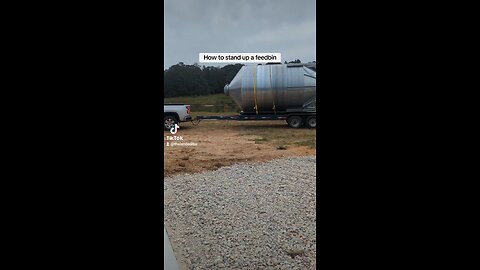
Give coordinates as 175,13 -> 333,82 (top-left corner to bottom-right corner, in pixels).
164,120 -> 316,177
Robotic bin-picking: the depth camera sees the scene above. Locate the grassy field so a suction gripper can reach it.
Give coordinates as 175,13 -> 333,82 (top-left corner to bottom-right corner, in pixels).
240,124 -> 316,149
165,95 -> 315,150
189,111 -> 239,118
185,119 -> 316,150
165,94 -> 241,113
164,94 -> 235,105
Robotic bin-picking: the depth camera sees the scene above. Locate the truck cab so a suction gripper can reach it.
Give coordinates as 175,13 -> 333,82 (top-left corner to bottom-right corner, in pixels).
163,104 -> 192,130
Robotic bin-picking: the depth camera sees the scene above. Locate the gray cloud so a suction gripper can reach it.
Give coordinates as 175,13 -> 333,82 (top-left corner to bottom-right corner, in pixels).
164,0 -> 316,68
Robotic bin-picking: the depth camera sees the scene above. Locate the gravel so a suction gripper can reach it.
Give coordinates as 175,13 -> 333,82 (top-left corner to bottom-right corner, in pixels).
164,156 -> 316,270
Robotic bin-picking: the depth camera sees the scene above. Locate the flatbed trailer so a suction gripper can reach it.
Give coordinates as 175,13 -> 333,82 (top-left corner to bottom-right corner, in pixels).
195,111 -> 316,128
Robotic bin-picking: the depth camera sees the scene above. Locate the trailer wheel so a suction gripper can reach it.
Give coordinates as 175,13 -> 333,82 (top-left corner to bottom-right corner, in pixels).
164,116 -> 178,131
287,116 -> 303,128
305,116 -> 316,128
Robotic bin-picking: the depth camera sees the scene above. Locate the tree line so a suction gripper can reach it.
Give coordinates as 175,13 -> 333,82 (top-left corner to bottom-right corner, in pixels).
164,59 -> 315,98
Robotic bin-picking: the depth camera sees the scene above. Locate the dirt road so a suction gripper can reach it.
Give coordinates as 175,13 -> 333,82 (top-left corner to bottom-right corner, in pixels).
164,120 -> 316,176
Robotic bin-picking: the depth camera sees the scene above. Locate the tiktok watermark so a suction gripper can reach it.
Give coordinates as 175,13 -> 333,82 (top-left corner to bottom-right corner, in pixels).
170,123 -> 180,134
164,123 -> 198,147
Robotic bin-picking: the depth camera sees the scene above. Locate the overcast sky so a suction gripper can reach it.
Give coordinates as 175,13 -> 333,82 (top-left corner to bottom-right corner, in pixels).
164,0 -> 316,69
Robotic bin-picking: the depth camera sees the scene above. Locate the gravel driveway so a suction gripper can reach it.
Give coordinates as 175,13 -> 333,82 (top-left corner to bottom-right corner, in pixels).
164,156 -> 316,270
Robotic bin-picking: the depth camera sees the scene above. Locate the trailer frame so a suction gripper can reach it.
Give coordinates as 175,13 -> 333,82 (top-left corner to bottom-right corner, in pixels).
194,111 -> 316,128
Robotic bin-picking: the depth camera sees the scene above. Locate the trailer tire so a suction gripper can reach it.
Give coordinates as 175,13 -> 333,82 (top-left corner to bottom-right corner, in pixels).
305,116 -> 316,128
287,116 -> 303,128
164,116 -> 178,131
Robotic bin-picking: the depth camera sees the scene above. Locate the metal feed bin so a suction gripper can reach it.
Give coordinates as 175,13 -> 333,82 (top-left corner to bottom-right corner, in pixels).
224,63 -> 316,114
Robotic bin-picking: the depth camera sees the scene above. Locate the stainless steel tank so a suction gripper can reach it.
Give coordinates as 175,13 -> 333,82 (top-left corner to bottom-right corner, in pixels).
224,63 -> 316,114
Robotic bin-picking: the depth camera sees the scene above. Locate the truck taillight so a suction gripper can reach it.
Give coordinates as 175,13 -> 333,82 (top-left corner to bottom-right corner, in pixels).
186,105 -> 190,114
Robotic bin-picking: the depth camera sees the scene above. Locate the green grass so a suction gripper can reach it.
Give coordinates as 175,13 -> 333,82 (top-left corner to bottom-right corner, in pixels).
164,94 -> 235,104
241,126 -> 316,149
293,139 -> 316,148
189,111 -> 238,118
164,94 -> 241,114
247,137 -> 269,144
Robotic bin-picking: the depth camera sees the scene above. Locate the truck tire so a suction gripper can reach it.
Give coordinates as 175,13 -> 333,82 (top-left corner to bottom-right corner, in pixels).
305,116 -> 316,128
164,116 -> 178,131
287,116 -> 303,128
